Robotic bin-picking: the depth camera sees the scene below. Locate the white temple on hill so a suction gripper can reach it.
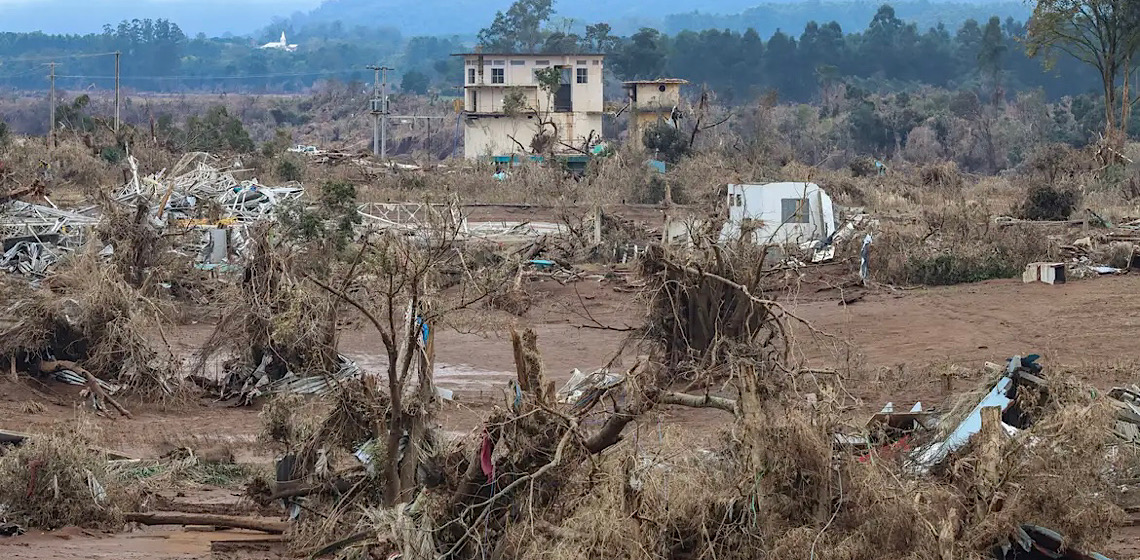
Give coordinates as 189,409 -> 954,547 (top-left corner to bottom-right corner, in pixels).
260,31 -> 298,52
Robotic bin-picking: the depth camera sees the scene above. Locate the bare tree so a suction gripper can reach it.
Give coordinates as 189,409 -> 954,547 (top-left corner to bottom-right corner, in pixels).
309,206 -> 508,506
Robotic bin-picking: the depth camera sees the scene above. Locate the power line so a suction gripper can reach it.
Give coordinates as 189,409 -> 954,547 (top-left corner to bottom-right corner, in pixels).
0,67 -> 48,79
49,69 -> 363,81
0,51 -> 119,63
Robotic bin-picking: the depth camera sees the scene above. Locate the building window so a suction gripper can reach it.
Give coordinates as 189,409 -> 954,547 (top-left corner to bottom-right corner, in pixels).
576,67 -> 588,84
510,59 -> 525,66
491,68 -> 505,84
781,198 -> 809,223
535,60 -> 550,66
576,60 -> 587,65
492,59 -> 505,66
592,60 -> 600,66
467,68 -> 476,84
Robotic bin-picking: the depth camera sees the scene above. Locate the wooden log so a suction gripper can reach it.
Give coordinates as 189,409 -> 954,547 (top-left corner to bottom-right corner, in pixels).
267,477 -> 356,501
124,512 -> 287,534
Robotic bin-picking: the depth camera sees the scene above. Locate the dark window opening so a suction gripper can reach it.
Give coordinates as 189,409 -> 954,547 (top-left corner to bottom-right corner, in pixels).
781,198 -> 809,223
554,67 -> 572,112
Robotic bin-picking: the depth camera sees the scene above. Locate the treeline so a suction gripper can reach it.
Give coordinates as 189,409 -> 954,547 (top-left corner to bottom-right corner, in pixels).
0,5 -> 1100,103
0,19 -> 422,93
662,1 -> 1031,39
478,2 -> 1095,103
609,7 -> 1094,103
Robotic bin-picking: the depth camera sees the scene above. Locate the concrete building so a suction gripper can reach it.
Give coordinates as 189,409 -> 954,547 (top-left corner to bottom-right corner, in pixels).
623,79 -> 687,150
455,52 -> 604,159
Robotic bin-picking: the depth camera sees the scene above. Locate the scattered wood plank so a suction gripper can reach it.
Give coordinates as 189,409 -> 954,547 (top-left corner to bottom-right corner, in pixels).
124,512 -> 288,534
210,535 -> 287,553
0,429 -> 30,445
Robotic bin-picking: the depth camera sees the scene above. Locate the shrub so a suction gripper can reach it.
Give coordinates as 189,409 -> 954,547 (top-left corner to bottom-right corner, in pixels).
872,204 -> 1057,286
186,106 -> 255,153
643,121 -> 690,164
100,145 -> 124,164
1017,183 -> 1080,221
902,253 -> 1022,285
849,156 -> 877,177
276,155 -> 304,182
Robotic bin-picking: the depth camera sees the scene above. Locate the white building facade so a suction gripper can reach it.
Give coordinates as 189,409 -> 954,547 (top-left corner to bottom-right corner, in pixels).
455,52 -> 604,159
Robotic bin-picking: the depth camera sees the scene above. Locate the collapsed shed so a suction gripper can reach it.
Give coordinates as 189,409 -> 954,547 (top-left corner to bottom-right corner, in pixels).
720,182 -> 836,246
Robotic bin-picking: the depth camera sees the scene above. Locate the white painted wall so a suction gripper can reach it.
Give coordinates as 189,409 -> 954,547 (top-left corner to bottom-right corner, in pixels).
719,182 -> 835,245
464,113 -> 603,159
463,54 -> 603,113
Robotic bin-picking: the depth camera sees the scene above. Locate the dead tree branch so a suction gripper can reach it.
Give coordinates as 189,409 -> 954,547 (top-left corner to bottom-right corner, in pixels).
37,359 -> 133,419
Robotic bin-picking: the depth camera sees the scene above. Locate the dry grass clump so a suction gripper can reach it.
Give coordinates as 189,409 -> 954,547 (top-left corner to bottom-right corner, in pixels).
870,201 -> 1057,286
0,139 -> 123,206
919,161 -> 966,191
487,284 -> 533,316
0,250 -> 184,397
259,392 -> 331,446
0,422 -> 138,529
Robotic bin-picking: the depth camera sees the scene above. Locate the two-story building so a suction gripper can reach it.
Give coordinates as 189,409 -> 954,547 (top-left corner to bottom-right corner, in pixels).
454,52 -> 605,160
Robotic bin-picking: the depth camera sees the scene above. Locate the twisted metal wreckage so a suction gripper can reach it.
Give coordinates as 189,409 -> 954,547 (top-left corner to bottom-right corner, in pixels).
2,152 -> 572,277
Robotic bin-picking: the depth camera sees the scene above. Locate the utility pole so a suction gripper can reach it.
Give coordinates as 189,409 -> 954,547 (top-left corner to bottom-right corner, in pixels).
114,51 -> 121,135
366,65 -> 393,157
48,62 -> 56,148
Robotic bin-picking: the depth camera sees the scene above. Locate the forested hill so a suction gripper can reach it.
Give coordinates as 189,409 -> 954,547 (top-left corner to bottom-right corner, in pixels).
279,0 -> 1030,38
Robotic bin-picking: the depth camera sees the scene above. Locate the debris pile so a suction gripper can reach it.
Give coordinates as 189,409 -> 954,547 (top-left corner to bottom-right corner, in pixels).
0,423 -> 138,530
115,152 -> 304,226
0,201 -> 99,277
0,252 -> 183,399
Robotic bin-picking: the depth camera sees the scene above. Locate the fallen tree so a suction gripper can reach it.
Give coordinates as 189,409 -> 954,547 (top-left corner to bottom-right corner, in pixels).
125,512 -> 287,534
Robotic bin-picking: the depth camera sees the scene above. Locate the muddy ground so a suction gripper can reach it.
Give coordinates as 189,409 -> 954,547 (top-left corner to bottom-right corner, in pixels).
4,271 -> 1140,558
